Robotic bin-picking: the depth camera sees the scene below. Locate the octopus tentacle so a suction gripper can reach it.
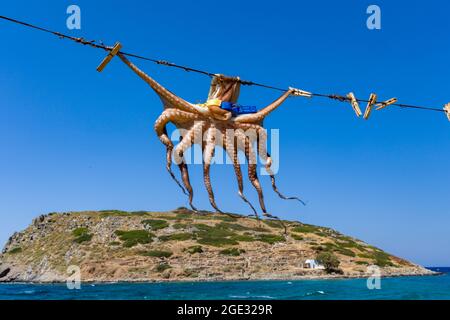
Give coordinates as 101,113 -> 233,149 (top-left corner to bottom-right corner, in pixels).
118,53 -> 200,114
256,126 -> 306,206
239,131 -> 267,213
173,122 -> 204,211
203,125 -> 222,213
154,109 -> 200,195
162,127 -> 187,195
237,123 -> 306,206
176,141 -> 196,211
223,131 -> 259,218
265,152 -> 306,205
234,89 -> 292,124
237,129 -> 287,233
173,121 -> 203,164
178,162 -> 196,211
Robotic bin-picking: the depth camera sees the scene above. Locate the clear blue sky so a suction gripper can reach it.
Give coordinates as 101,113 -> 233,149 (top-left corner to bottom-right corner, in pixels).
1,0 -> 449,266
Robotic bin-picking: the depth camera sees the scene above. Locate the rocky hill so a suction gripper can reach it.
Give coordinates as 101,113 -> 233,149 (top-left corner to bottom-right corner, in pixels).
0,208 -> 434,283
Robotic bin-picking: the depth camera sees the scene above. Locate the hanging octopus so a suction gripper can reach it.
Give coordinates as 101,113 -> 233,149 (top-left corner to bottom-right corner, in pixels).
118,53 -> 307,220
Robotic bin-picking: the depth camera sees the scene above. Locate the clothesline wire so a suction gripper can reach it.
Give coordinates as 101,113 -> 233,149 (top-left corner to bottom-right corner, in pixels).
0,15 -> 446,114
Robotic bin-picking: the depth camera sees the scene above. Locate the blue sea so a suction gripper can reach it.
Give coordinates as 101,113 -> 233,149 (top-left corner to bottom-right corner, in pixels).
0,268 -> 449,300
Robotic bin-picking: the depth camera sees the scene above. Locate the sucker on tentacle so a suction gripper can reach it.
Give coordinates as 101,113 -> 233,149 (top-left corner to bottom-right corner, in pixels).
162,127 -> 187,196
177,135 -> 196,211
178,162 -> 196,211
223,131 -> 259,218
203,125 -> 222,213
242,132 -> 267,214
173,121 -> 204,211
154,109 -> 199,196
236,129 -> 288,233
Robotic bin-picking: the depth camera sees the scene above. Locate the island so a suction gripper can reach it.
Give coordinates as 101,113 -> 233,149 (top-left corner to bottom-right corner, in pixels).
0,208 -> 435,283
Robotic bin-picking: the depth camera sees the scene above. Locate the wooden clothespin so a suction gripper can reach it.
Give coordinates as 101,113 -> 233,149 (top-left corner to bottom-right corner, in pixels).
363,93 -> 377,120
375,98 -> 398,110
96,42 -> 122,72
346,92 -> 362,117
289,87 -> 312,98
444,103 -> 450,121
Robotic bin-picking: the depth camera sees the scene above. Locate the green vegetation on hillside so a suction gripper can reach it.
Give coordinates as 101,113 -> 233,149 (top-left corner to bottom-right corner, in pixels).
142,219 -> 169,230
291,224 -> 321,234
197,235 -> 238,247
155,262 -> 171,273
185,245 -> 203,254
172,223 -> 188,229
291,234 -> 304,241
100,210 -> 150,217
263,220 -> 284,229
217,222 -> 251,231
189,222 -> 286,247
310,238 -> 395,267
8,247 -> 22,254
220,248 -> 245,256
72,227 -> 89,237
213,215 -> 238,222
72,227 -> 93,244
316,251 -> 342,274
318,242 -> 357,257
255,234 -> 285,244
159,233 -> 193,241
141,250 -> 173,258
174,208 -> 238,223
372,251 -> 395,267
115,230 -> 154,247
231,234 -> 255,242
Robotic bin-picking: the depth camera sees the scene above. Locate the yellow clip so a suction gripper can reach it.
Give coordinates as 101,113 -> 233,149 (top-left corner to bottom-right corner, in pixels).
197,98 -> 222,109
347,92 -> 362,117
97,42 -> 122,72
444,103 -> 450,121
375,98 -> 398,110
205,98 -> 222,107
363,93 -> 377,120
